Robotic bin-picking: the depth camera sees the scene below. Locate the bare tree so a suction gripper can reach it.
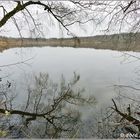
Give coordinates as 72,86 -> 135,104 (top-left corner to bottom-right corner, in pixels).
1,1 -> 140,36
0,73 -> 95,138
87,93 -> 140,139
0,1 -> 97,38
1,1 -> 140,138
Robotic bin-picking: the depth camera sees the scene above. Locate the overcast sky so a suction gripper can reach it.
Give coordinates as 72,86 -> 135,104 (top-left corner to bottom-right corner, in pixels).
0,1 -> 130,38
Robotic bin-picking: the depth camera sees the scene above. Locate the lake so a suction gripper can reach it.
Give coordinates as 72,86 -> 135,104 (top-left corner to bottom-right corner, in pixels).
0,46 -> 140,118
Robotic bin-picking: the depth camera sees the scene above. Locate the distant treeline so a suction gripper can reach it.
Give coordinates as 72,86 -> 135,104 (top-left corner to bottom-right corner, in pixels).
0,32 -> 140,52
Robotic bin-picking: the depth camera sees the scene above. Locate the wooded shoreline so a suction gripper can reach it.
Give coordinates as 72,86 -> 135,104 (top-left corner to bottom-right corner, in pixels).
0,33 -> 140,52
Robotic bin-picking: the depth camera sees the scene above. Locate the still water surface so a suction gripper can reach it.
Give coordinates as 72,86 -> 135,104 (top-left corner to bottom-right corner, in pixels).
0,46 -> 140,114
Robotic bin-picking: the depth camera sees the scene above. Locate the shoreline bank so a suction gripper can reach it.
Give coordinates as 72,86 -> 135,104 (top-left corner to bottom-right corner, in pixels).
0,33 -> 140,52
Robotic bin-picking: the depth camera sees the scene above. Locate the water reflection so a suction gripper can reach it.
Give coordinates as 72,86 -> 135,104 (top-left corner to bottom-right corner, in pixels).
0,47 -> 139,108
